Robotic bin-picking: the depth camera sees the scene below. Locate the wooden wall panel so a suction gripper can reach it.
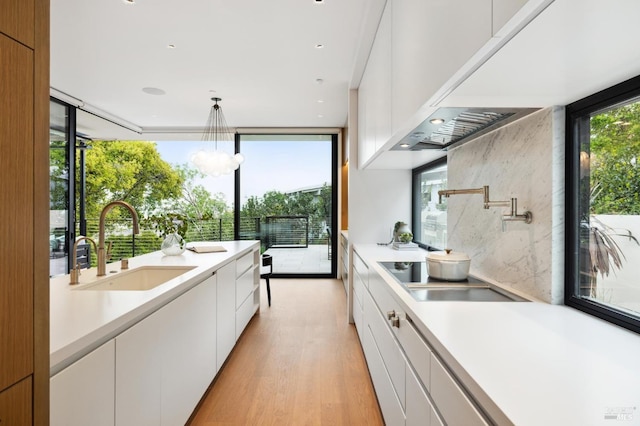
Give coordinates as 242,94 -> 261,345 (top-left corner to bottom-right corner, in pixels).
33,0 -> 51,423
0,377 -> 32,425
0,0 -> 35,47
0,33 -> 34,392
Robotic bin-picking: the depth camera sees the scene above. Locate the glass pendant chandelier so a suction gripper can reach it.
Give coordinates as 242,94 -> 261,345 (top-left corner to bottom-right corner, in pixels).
190,97 -> 244,177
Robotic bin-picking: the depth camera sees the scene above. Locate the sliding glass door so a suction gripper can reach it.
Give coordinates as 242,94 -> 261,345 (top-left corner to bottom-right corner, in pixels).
238,134 -> 337,277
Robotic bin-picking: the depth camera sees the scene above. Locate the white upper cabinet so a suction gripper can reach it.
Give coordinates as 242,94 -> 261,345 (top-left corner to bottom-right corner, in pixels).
358,0 -> 493,167
390,0 -> 492,133
492,0 -> 529,35
358,0 -> 392,168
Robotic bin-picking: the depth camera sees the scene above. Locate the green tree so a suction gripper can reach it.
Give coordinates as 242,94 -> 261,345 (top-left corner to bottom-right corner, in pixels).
81,141 -> 183,219
164,164 -> 229,219
590,103 -> 640,214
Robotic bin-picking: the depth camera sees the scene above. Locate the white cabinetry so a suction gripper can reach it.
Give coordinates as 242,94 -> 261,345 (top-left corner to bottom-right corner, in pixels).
235,249 -> 259,339
492,0 -> 529,35
50,341 -> 115,426
358,0 -> 391,168
217,261 -> 236,371
352,251 -> 368,339
116,273 -> 217,426
340,232 -> 349,293
406,365 -> 442,426
390,0 -> 492,133
353,248 -> 488,426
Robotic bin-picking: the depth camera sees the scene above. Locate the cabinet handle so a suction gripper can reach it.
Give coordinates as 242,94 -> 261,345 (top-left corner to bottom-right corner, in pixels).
391,315 -> 400,328
387,310 -> 396,320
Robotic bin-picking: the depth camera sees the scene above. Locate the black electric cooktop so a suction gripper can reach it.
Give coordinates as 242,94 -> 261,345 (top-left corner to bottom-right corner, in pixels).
378,261 -> 485,284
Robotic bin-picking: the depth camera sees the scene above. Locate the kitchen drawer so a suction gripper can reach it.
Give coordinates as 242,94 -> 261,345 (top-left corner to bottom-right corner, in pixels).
406,363 -> 443,426
368,270 -> 403,327
236,266 -> 254,309
353,251 -> 368,285
236,291 -> 254,339
364,289 -> 405,410
352,268 -> 364,310
353,293 -> 364,338
236,251 -> 253,277
430,353 -> 489,426
363,325 -> 405,426
398,314 -> 431,392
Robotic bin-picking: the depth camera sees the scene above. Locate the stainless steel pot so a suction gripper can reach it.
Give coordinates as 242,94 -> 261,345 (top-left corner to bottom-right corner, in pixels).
426,249 -> 471,281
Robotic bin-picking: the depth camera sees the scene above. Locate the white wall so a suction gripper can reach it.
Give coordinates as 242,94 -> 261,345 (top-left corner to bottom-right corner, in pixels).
348,89 -> 412,246
447,107 -> 565,303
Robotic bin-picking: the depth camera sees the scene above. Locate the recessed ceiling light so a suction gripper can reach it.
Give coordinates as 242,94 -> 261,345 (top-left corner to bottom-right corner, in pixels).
122,0 -> 135,4
314,0 -> 325,4
430,118 -> 445,125
142,87 -> 166,96
318,114 -> 324,118
317,99 -> 324,103
315,44 -> 325,49
400,143 -> 410,148
167,44 -> 176,49
315,78 -> 324,85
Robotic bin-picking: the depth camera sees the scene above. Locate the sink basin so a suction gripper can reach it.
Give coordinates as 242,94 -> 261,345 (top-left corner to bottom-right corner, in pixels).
74,266 -> 197,291
404,284 -> 523,302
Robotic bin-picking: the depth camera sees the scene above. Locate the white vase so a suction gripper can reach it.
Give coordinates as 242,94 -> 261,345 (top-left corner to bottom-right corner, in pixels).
161,232 -> 186,255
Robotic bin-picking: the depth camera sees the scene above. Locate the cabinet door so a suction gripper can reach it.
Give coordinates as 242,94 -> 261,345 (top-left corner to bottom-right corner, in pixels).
492,0 -> 529,35
391,0 -> 492,132
430,353 -> 489,426
0,377 -> 31,425
162,275 -> 217,426
51,341 -> 115,426
406,364 -> 442,426
217,261 -> 236,371
358,0 -> 392,167
363,324 -> 405,426
0,33 -> 34,393
116,306 -> 164,426
0,0 -> 34,47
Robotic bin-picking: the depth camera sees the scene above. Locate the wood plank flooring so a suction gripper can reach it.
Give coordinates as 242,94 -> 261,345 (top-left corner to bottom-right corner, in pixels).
188,278 -> 384,426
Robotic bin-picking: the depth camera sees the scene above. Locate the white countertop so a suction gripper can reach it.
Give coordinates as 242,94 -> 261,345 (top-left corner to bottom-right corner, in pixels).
50,240 -> 259,375
354,244 -> 640,426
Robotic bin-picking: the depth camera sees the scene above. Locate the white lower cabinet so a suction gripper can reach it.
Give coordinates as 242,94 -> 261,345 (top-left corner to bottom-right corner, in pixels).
430,353 -> 489,426
353,250 -> 491,426
217,261 -> 236,371
50,340 -> 115,426
406,364 -> 442,426
363,320 -> 405,426
116,273 -> 217,426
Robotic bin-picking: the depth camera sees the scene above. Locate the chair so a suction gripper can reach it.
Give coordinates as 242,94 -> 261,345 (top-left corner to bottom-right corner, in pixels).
260,254 -> 273,306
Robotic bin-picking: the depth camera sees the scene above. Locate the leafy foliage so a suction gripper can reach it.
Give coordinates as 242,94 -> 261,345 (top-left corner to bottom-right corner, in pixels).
79,141 -> 183,219
589,102 -> 640,214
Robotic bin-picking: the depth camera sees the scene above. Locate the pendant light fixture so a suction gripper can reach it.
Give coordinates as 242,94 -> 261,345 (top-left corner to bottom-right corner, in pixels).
190,97 -> 244,177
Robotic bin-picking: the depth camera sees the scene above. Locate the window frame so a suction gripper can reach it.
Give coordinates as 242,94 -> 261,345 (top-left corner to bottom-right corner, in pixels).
565,74 -> 640,334
412,156 -> 447,251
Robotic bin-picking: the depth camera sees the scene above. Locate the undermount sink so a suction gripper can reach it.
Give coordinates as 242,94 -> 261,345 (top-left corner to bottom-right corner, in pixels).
74,265 -> 197,291
404,283 -> 523,302
378,261 -> 527,302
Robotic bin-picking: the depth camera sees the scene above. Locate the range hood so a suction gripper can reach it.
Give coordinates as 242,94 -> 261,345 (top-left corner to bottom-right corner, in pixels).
392,107 -> 539,151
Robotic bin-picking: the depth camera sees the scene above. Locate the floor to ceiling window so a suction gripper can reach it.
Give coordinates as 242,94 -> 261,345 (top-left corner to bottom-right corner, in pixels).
49,99 -> 74,276
238,134 -> 337,277
49,107 -> 338,279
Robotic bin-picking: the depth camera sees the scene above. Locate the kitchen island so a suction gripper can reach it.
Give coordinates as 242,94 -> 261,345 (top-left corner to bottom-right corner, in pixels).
353,243 -> 640,426
50,240 -> 260,425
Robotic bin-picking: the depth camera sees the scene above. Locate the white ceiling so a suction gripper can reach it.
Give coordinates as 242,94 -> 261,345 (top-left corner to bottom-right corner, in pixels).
50,0 -> 378,140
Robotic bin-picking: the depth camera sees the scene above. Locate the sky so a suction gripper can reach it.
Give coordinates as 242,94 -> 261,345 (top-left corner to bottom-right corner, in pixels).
154,138 -> 332,207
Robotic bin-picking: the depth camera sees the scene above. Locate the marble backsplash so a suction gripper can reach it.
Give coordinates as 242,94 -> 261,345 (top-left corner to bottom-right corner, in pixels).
447,107 -> 565,304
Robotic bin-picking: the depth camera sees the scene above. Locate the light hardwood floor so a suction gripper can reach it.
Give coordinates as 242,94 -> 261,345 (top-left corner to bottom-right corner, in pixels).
188,278 -> 384,426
